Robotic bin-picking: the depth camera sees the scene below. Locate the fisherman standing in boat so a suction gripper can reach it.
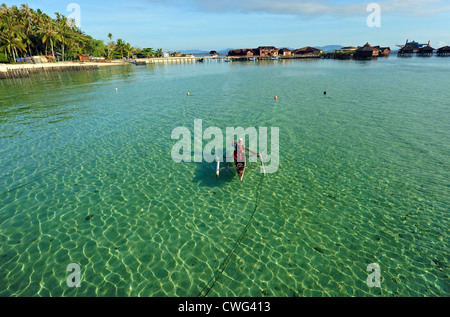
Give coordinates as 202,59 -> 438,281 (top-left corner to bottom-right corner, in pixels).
216,138 -> 265,180
234,138 -> 245,162
234,138 -> 246,180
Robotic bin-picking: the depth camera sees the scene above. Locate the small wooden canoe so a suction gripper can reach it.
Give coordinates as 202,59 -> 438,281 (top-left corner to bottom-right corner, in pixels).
234,146 -> 246,182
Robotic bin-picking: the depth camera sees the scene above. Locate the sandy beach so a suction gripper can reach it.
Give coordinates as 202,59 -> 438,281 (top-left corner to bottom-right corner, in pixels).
0,60 -> 126,72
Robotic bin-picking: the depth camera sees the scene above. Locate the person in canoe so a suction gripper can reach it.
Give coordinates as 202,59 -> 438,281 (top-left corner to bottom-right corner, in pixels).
233,138 -> 246,180
216,138 -> 265,181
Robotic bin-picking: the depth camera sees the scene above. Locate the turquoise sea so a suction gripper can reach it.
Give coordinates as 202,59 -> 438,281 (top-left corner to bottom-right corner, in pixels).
0,56 -> 448,297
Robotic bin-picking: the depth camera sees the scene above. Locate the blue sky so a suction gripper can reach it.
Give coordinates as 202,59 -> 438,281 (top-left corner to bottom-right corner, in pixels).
5,0 -> 450,51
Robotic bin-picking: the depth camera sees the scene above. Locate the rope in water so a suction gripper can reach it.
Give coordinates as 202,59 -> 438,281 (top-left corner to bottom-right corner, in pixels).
198,173 -> 266,297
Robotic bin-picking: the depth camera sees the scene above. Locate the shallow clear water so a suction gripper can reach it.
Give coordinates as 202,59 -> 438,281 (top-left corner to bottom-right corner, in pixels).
0,57 -> 448,297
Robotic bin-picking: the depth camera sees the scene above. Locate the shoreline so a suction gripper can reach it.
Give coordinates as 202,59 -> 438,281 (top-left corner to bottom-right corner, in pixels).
0,61 -> 127,79
0,57 -> 198,79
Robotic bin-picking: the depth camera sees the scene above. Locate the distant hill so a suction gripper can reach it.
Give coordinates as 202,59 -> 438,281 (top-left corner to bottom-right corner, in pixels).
176,48 -> 233,55
218,48 -> 235,55
178,49 -> 210,54
316,45 -> 344,52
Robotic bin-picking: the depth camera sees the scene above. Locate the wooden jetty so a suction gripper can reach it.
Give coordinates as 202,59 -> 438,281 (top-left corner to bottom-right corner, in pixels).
133,56 -> 197,64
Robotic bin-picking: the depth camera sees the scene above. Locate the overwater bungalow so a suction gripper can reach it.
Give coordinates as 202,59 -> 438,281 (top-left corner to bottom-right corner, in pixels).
294,46 -> 323,56
397,40 -> 431,57
436,46 -> 450,57
228,46 -> 279,59
278,48 -> 293,56
417,45 -> 434,56
228,48 -> 256,57
334,46 -> 357,54
227,49 -> 241,56
354,42 -> 379,59
258,46 -> 279,57
322,46 -> 356,59
398,40 -> 429,52
372,46 -> 391,56
398,45 -> 414,56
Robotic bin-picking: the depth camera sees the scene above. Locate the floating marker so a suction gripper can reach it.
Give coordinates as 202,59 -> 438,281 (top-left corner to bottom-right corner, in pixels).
216,157 -> 220,178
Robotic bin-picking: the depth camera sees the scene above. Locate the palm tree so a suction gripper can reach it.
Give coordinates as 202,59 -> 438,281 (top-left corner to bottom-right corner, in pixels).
0,3 -> 11,16
65,32 -> 83,60
39,17 -> 60,58
106,41 -> 115,60
124,42 -> 132,59
155,48 -> 163,57
31,9 -> 46,55
0,8 -> 27,61
115,38 -> 126,59
55,13 -> 72,61
0,4 -> 149,63
105,33 -> 114,59
0,33 -> 26,62
143,47 -> 154,58
20,4 -> 34,56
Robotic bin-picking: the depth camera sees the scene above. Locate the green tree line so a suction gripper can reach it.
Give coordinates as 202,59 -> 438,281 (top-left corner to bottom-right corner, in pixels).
0,3 -> 162,63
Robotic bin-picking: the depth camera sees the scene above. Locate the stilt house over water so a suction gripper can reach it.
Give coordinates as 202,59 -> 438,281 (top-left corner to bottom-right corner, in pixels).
436,46 -> 450,56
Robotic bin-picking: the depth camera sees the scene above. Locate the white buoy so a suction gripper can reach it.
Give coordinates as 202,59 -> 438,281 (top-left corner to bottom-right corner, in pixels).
216,157 -> 220,178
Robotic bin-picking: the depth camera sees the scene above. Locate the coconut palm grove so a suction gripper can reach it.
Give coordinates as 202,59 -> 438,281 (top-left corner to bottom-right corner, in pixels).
0,3 -> 161,63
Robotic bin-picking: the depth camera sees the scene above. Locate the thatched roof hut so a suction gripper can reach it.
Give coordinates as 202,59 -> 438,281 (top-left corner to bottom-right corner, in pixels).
228,48 -> 256,57
334,47 -> 357,53
258,46 -> 278,57
372,46 -> 391,56
398,45 -> 414,56
417,45 -> 434,56
354,42 -> 379,58
228,49 -> 244,56
278,48 -> 293,56
294,46 -> 323,55
436,46 -> 450,56
79,54 -> 90,62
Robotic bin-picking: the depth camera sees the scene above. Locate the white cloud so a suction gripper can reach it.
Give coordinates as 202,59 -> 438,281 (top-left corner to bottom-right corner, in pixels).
378,0 -> 450,16
151,0 -> 450,17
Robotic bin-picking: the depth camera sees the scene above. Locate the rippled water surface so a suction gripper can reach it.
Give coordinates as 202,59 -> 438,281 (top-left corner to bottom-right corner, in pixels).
0,57 -> 448,296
